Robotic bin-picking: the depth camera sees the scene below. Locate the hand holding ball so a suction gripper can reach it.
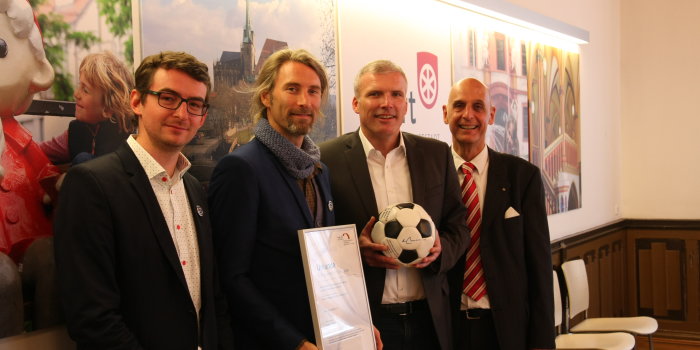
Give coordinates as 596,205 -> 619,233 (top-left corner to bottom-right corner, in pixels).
371,203 -> 436,266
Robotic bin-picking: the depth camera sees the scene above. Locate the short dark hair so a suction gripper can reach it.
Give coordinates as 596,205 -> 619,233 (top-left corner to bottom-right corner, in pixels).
134,51 -> 211,101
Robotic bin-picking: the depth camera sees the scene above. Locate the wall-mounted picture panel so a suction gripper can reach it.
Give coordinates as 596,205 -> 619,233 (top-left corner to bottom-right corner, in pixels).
452,27 -> 530,160
139,0 -> 338,183
528,44 -> 581,214
451,22 -> 581,215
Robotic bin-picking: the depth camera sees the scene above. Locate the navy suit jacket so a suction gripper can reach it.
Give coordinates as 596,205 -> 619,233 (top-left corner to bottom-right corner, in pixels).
320,131 -> 468,350
54,143 -> 233,350
208,138 -> 335,349
448,148 -> 555,349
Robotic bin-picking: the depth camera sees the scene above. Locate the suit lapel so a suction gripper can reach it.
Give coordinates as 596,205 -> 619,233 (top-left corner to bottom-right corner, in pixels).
403,133 -> 426,205
116,144 -> 189,291
183,175 -> 211,304
482,148 -> 510,233
344,132 -> 378,217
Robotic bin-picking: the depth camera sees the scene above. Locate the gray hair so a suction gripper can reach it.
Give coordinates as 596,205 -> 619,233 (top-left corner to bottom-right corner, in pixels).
353,60 -> 407,97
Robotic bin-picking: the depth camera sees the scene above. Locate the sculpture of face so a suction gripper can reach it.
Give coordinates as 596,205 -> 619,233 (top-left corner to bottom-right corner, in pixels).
0,0 -> 54,119
0,0 -> 55,177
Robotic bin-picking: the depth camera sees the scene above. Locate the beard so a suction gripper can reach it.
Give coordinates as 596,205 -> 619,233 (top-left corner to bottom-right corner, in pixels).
285,113 -> 314,136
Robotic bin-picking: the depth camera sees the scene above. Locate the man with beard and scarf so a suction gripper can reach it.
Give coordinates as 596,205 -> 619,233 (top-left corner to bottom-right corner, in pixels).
208,49 -> 338,350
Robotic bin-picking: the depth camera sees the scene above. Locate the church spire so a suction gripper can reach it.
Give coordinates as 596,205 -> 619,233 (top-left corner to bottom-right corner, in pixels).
241,0 -> 256,82
242,0 -> 253,44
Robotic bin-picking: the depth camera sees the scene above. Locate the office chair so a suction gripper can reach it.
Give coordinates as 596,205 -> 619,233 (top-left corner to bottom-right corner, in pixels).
561,259 -> 658,350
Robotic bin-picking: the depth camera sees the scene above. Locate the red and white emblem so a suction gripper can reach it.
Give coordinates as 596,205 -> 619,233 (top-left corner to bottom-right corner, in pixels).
416,52 -> 438,109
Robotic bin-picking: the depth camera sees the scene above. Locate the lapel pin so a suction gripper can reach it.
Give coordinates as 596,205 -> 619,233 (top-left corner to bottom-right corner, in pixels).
501,187 -> 507,192
328,200 -> 334,212
196,205 -> 204,217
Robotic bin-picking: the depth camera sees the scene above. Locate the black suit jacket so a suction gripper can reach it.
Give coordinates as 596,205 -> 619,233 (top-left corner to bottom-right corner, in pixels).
54,143 -> 233,350
448,148 -> 555,349
320,131 -> 468,350
208,138 -> 335,349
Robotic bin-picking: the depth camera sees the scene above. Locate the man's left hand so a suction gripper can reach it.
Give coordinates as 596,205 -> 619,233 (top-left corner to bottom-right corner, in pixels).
412,230 -> 441,268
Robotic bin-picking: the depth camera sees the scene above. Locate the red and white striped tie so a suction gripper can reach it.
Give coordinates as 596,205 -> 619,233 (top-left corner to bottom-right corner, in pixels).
461,162 -> 487,300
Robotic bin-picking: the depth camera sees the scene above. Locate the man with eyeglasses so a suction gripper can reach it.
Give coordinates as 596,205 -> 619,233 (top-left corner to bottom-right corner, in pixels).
54,51 -> 234,350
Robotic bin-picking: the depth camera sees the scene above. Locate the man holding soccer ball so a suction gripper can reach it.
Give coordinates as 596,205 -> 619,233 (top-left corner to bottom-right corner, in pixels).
320,60 -> 469,350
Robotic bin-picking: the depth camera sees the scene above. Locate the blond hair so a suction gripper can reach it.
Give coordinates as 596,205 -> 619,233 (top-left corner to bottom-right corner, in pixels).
250,49 -> 328,122
79,51 -> 135,133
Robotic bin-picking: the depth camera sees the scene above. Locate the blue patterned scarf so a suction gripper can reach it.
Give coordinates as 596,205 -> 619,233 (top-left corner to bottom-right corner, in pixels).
253,118 -> 320,179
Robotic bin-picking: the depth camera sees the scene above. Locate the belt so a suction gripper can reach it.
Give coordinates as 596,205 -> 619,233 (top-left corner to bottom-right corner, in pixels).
379,299 -> 428,316
463,308 -> 491,320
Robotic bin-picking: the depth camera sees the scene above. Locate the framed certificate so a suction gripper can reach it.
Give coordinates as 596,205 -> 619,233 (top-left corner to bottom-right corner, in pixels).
298,224 -> 375,350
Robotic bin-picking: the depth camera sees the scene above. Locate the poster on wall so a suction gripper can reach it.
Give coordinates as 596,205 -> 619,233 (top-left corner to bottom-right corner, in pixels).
451,27 -> 530,160
527,44 -> 581,214
27,0 -> 134,140
0,0 -> 133,339
139,0 -> 338,183
337,0 -> 453,143
451,25 -> 581,215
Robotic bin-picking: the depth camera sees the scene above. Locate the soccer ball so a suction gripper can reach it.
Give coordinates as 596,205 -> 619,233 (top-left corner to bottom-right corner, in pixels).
371,202 -> 436,266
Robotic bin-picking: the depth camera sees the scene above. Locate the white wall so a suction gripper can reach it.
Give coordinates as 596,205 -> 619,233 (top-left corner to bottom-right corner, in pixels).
620,0 -> 700,219
477,0 -> 625,240
338,0 -> 625,240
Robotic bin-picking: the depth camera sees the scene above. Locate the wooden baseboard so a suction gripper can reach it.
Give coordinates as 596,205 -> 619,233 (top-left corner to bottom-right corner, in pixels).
655,329 -> 700,342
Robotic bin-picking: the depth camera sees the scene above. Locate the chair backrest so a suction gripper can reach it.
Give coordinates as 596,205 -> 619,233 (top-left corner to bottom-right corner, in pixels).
561,259 -> 590,318
553,270 -> 562,327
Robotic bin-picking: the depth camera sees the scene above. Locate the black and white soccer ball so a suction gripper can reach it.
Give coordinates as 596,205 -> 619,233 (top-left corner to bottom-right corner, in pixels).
371,202 -> 436,266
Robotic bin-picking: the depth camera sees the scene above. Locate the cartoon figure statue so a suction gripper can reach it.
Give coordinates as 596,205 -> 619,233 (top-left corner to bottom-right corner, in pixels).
0,0 -> 61,336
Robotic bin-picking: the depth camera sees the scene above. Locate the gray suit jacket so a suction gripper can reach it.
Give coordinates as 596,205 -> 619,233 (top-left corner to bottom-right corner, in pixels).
320,131 -> 468,350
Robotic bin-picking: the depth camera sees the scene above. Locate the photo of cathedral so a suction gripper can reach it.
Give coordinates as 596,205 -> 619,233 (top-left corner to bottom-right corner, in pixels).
140,0 -> 338,183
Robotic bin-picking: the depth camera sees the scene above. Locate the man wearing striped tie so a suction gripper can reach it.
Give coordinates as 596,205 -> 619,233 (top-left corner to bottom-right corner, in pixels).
443,78 -> 555,350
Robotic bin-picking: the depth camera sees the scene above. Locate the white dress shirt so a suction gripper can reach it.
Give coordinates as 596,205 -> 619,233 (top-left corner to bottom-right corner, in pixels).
127,136 -> 201,316
451,145 -> 491,310
359,129 -> 425,303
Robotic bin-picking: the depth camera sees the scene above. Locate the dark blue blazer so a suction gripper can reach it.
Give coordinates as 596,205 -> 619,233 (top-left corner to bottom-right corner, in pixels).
208,138 -> 335,350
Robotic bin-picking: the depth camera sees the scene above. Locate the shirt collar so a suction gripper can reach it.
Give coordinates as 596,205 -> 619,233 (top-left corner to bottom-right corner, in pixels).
451,145 -> 488,174
358,128 -> 406,159
127,135 -> 191,181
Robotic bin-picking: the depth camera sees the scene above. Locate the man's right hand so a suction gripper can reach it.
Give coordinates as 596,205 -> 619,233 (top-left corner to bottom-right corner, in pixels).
359,217 -> 400,270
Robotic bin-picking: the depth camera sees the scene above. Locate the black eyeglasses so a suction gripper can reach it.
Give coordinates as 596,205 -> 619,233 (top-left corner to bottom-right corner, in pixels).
145,90 -> 209,116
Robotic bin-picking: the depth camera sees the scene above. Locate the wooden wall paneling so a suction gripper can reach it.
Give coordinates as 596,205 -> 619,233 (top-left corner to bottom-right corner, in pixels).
627,229 -> 700,336
631,236 -> 684,319
556,221 -> 700,340
613,240 -> 626,316
688,239 -> 699,330
599,244 -> 614,316
563,230 -> 627,318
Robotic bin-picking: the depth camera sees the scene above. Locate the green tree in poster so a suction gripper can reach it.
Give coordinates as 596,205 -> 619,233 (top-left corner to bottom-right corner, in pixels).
32,0 -> 99,101
97,0 -> 133,64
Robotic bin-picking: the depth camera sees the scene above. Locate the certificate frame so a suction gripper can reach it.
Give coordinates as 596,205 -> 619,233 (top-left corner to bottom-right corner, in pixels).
298,224 -> 375,350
